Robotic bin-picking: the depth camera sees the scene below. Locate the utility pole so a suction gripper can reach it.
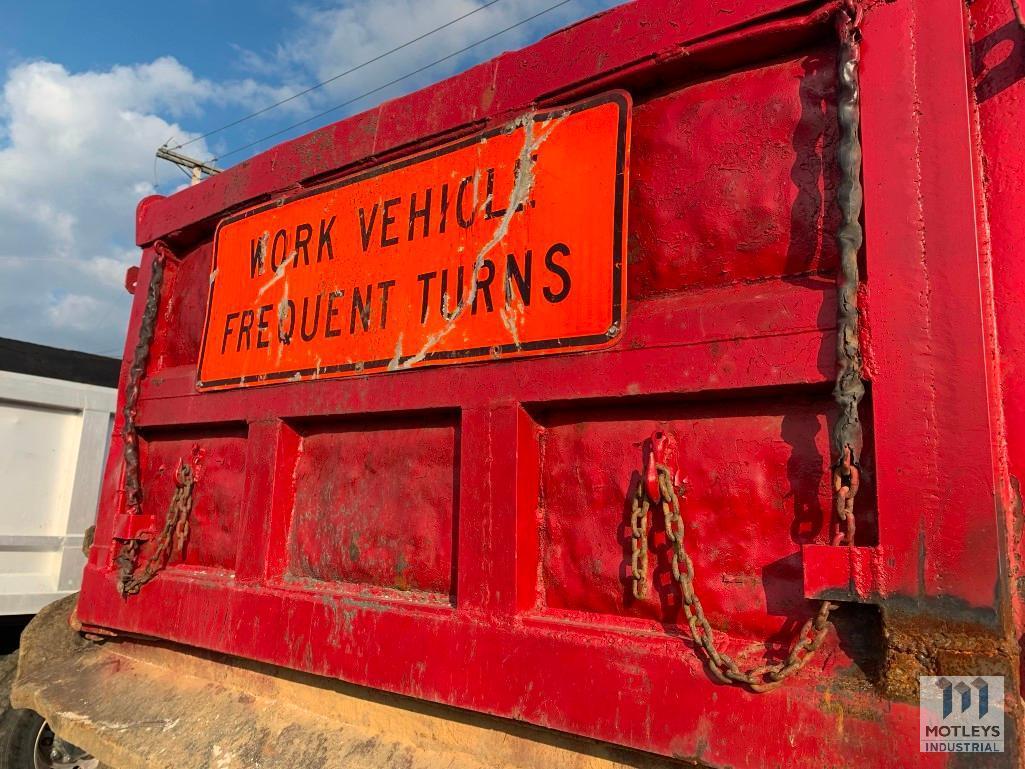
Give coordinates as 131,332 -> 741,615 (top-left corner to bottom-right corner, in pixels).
155,146 -> 222,186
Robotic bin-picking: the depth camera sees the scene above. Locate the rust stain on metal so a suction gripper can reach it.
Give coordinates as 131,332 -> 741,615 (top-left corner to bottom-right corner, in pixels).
879,607 -> 1016,702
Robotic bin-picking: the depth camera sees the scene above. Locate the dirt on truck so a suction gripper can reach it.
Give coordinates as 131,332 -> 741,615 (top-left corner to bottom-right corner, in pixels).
8,0 -> 1025,767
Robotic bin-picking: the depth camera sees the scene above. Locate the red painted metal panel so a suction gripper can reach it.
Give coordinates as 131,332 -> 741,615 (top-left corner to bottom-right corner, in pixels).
629,51 -> 840,297
137,426 -> 247,571
535,395 -> 875,638
76,0 -> 1023,766
286,414 -> 458,597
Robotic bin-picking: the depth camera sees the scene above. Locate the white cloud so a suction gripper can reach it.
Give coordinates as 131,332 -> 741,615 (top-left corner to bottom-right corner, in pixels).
0,57 -> 292,354
224,0 -> 597,153
47,293 -> 105,331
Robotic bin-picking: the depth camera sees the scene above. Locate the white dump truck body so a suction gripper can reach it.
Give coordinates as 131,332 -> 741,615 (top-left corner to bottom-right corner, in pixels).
0,344 -> 116,616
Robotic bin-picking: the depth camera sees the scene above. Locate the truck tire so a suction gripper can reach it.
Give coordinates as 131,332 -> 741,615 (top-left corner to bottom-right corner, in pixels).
0,652 -> 40,768
0,654 -> 98,769
0,706 -> 44,769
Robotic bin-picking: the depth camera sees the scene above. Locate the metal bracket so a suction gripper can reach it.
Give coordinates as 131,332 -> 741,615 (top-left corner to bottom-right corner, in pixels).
802,543 -> 884,603
112,513 -> 162,542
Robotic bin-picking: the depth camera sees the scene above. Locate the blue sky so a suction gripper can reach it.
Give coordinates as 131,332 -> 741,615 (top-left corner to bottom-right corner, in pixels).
0,0 -> 620,354
0,2 -> 298,76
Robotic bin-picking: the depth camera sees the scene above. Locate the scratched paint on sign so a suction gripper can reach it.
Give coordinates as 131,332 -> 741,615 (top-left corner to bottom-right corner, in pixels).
196,93 -> 630,390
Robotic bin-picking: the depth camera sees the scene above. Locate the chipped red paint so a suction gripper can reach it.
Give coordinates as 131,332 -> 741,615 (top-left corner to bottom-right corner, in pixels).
75,0 -> 1025,766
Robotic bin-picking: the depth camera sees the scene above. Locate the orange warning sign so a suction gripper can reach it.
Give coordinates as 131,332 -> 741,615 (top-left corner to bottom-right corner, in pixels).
197,92 -> 630,390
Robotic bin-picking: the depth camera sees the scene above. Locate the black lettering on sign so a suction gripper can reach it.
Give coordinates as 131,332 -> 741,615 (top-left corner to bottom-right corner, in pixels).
440,266 -> 465,321
221,312 -> 240,354
350,285 -> 372,333
237,309 -> 255,352
300,295 -> 322,342
418,272 -> 437,324
359,204 -> 379,252
278,299 -> 295,345
377,279 -> 396,329
456,175 -> 475,229
325,290 -> 345,338
294,223 -> 313,266
381,198 -> 400,248
256,304 -> 272,349
543,242 -> 572,303
249,235 -> 266,279
505,250 -> 532,306
408,189 -> 432,241
270,229 -> 288,272
485,168 -> 506,220
472,259 -> 495,315
439,183 -> 450,234
317,217 -> 335,262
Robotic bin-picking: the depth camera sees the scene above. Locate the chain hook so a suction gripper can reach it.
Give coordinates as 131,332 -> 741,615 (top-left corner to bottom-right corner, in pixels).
645,431 -> 681,503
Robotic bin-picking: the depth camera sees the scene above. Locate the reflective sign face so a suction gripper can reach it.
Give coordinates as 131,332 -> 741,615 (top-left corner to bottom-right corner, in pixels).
197,92 -> 630,390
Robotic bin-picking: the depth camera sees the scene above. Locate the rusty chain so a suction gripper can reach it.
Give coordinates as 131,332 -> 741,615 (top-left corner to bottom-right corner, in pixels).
115,243 -> 196,596
119,463 -> 194,595
630,468 -> 838,693
832,0 -> 865,548
630,486 -> 651,599
625,2 -> 865,692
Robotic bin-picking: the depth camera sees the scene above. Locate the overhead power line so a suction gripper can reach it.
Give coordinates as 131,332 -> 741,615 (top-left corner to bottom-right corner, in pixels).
174,0 -> 507,151
210,0 -> 576,164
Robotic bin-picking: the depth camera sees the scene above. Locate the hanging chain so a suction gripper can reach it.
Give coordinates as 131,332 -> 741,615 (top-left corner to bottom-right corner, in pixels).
114,244 -> 196,596
119,463 -> 194,595
832,0 -> 865,547
631,467 -> 838,693
625,2 -> 865,692
630,486 -> 651,599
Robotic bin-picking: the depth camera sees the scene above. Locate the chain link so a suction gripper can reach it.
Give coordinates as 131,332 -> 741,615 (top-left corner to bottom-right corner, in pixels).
115,244 -> 195,596
630,486 -> 651,599
832,445 -> 859,546
121,249 -> 166,523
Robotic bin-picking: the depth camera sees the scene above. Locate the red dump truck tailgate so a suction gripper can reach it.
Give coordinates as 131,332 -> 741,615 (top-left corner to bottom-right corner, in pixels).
77,0 -> 1022,766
